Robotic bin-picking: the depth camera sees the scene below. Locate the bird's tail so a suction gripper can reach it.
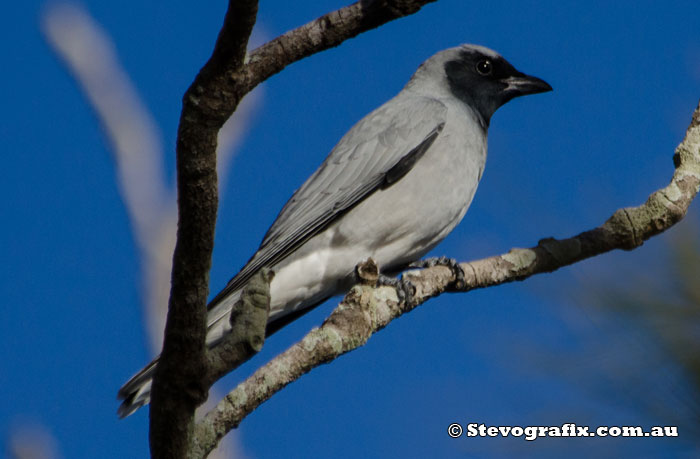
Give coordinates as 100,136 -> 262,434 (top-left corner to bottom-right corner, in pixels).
116,358 -> 158,418
117,290 -> 242,418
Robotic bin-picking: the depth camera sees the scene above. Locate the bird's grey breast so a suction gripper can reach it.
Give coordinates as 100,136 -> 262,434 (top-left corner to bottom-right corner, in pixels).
404,96 -> 487,235
334,95 -> 487,268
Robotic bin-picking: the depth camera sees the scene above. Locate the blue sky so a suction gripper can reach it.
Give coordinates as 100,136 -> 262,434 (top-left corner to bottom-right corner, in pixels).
2,1 -> 699,458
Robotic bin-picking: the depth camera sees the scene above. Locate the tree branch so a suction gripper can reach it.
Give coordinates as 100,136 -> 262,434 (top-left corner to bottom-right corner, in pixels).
148,0 -> 259,457
205,269 -> 273,387
238,0 -> 439,94
151,1 -> 439,457
193,101 -> 700,456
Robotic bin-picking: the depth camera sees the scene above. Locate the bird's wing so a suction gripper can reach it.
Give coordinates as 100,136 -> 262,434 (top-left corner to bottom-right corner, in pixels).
209,96 -> 447,308
118,98 -> 446,418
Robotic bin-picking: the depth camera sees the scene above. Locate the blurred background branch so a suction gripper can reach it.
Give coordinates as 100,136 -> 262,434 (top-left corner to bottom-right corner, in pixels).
6,421 -> 60,459
566,213 -> 700,441
36,3 -> 263,458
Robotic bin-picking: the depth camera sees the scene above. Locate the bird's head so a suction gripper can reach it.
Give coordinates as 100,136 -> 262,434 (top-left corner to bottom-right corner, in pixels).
414,44 -> 552,127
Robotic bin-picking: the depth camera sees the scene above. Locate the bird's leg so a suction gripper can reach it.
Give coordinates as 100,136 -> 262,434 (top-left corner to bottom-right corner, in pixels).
376,273 -> 416,305
355,258 -> 416,305
409,256 -> 465,289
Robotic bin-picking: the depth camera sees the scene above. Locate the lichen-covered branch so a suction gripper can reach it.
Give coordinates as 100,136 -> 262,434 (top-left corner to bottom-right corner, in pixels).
205,270 -> 273,387
452,101 -> 700,292
194,101 -> 700,455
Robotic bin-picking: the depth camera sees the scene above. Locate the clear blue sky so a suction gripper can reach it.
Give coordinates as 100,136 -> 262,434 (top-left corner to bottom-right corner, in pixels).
2,1 -> 699,458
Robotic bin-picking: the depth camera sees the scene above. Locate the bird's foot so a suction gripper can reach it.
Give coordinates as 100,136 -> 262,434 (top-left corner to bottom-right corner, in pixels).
409,256 -> 465,289
354,258 -> 415,304
376,273 -> 416,305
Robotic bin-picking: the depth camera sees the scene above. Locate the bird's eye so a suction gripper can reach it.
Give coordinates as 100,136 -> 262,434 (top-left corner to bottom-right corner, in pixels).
475,60 -> 493,76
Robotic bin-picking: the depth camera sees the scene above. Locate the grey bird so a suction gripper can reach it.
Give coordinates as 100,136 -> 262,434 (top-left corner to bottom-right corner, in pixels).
117,44 -> 551,417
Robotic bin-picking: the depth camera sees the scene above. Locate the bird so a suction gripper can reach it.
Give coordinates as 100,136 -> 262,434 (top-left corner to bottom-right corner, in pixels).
117,44 -> 551,418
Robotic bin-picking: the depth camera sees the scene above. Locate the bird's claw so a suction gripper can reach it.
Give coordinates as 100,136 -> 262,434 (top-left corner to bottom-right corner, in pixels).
376,273 -> 415,305
409,256 -> 465,289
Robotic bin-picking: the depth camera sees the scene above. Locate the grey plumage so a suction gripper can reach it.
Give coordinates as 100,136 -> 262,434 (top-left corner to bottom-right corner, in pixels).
118,44 -> 551,418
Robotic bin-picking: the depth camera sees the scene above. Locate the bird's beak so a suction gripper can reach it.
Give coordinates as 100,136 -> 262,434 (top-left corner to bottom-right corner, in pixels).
502,72 -> 552,97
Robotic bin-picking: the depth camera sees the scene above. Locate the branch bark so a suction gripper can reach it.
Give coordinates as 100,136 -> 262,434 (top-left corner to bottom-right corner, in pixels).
148,0 -> 259,457
193,101 -> 700,456
238,0 -> 439,94
151,1 -> 439,457
205,269 -> 273,387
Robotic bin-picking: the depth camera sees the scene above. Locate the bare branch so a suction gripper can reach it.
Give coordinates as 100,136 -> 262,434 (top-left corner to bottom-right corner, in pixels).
43,3 -> 267,457
42,4 -> 263,361
148,0 -> 260,456
240,0 -> 439,95
194,101 -> 700,455
150,1 -> 443,456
